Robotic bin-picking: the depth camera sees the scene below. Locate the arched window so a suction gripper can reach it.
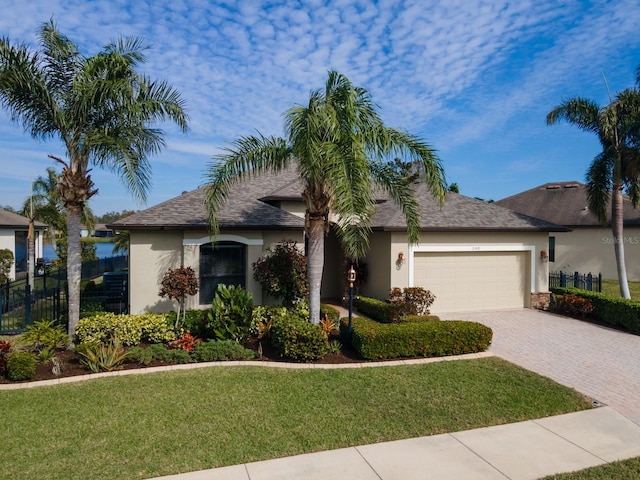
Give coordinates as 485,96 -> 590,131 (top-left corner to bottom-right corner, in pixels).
199,241 -> 246,304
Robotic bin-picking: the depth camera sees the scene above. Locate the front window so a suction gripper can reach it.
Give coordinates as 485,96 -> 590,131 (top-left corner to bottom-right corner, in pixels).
199,242 -> 246,304
549,236 -> 556,262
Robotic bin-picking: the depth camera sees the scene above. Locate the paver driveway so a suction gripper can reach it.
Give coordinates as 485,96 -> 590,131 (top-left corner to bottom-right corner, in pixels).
439,309 -> 640,425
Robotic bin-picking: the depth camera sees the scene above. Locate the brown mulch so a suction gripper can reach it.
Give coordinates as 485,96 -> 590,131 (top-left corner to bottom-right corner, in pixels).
1,332 -> 367,385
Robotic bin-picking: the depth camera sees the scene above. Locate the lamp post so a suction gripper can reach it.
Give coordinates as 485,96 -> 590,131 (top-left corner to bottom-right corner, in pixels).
347,265 -> 356,337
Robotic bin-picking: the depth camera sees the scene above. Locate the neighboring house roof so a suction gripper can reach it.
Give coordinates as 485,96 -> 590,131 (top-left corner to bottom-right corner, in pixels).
495,181 -> 640,227
111,168 -> 565,233
0,209 -> 46,229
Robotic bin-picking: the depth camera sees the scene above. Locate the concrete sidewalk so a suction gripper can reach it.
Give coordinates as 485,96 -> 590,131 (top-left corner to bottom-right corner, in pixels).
151,407 -> 640,480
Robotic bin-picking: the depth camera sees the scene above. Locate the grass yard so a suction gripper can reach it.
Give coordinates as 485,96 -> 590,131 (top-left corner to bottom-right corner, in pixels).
1,357 -> 591,480
542,456 -> 640,479
601,279 -> 640,301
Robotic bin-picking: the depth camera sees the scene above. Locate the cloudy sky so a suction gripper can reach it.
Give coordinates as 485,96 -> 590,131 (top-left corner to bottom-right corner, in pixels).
1,0 -> 639,216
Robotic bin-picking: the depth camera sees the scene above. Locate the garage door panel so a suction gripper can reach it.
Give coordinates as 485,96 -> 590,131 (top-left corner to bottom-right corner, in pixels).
413,252 -> 528,313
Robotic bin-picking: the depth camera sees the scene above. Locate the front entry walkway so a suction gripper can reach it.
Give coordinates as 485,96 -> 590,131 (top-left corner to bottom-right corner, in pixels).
440,309 -> 640,425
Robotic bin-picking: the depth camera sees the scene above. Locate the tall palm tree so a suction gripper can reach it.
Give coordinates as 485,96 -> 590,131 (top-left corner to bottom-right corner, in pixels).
206,71 -> 446,323
0,20 -> 188,336
547,85 -> 640,299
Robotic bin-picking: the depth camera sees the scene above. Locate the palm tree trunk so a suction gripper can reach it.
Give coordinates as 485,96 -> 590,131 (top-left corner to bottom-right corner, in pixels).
307,216 -> 325,324
611,183 -> 631,299
66,204 -> 83,338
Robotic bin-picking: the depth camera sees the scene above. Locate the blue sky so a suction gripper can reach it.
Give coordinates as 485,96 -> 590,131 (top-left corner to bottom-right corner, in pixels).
1,0 -> 639,216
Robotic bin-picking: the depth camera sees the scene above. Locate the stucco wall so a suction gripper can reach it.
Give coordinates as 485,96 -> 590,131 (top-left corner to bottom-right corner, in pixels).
129,229 -> 305,314
552,227 -> 640,281
129,230 -> 184,314
360,230 -> 549,301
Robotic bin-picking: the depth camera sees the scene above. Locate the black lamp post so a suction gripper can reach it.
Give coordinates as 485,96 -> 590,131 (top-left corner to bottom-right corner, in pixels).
347,265 -> 356,337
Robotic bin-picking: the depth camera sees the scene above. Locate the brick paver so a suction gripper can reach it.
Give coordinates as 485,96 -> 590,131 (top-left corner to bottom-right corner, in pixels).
440,309 -> 640,425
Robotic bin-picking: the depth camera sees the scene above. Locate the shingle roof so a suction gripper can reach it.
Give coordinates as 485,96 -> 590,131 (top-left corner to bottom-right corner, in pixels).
374,188 -> 566,232
495,181 -> 640,227
111,169 -> 565,232
111,168 -> 305,230
0,209 -> 47,229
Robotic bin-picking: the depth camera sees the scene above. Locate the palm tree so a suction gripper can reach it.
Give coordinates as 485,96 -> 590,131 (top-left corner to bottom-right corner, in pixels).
206,71 -> 446,323
0,20 -> 188,336
547,85 -> 640,299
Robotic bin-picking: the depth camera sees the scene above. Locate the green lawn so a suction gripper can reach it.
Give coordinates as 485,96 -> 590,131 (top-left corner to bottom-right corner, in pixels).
542,456 -> 640,479
1,357 -> 591,480
601,279 -> 640,300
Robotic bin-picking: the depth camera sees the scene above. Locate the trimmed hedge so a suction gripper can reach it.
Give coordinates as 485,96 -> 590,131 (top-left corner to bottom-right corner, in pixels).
270,317 -> 329,362
341,317 -> 493,360
320,304 -> 340,323
352,296 -> 440,323
550,287 -> 640,335
75,313 -> 176,346
353,296 -> 396,323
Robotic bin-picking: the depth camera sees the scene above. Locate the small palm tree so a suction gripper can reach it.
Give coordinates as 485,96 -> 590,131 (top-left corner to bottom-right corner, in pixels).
0,20 -> 188,336
206,71 -> 446,323
547,81 -> 640,299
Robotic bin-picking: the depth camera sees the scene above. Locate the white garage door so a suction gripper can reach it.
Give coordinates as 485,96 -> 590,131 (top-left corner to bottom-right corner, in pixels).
413,251 -> 529,313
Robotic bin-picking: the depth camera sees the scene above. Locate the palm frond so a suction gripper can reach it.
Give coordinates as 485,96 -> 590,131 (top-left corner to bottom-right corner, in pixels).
205,134 -> 292,234
546,97 -> 601,136
586,152 -> 613,224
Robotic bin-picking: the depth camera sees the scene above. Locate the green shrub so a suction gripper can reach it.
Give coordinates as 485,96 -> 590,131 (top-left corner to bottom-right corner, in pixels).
165,348 -> 192,364
208,284 -> 253,342
127,346 -> 154,366
193,340 -> 255,362
271,317 -> 329,362
130,343 -> 193,364
22,320 -> 69,352
181,309 -> 210,339
75,341 -> 129,372
6,352 -> 37,381
550,287 -> 640,334
75,313 -> 175,346
250,305 -> 289,339
341,317 -> 492,360
320,304 -> 340,324
353,296 -> 396,323
397,314 -> 440,323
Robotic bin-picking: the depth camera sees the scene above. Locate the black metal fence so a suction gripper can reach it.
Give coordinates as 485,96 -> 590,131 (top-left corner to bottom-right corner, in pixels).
549,270 -> 602,293
0,256 -> 128,334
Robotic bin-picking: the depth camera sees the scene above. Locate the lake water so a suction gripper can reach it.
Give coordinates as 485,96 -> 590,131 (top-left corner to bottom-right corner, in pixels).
42,242 -> 117,260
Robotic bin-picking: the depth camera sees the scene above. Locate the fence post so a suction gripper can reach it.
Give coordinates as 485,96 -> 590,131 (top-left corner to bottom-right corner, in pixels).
598,273 -> 602,293
560,271 -> 566,287
25,284 -> 32,327
587,273 -> 592,291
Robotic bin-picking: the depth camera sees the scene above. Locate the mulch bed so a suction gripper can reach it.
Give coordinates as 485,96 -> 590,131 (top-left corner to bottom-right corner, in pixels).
1,332 -> 368,385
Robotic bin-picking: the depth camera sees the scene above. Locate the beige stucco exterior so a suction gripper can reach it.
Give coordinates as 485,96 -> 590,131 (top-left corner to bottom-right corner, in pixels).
128,229 -> 304,314
550,227 -> 640,281
358,230 -> 550,313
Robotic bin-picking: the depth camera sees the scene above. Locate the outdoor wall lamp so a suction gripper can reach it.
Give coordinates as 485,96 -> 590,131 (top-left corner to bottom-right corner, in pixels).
540,250 -> 549,262
396,251 -> 405,270
347,265 -> 356,337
